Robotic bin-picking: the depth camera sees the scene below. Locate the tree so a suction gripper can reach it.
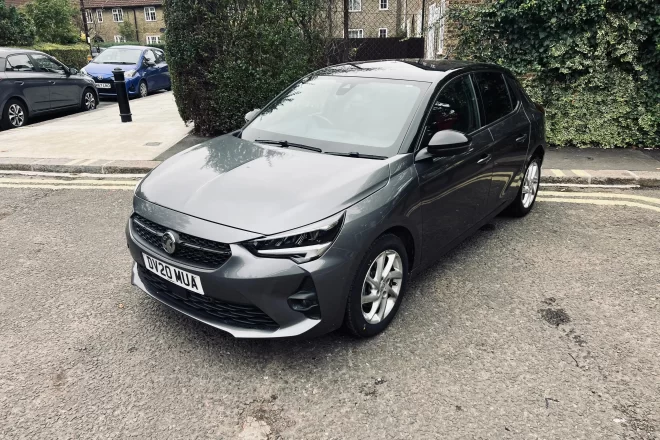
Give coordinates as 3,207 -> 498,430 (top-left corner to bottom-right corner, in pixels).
24,0 -> 78,44
164,0 -> 330,134
0,0 -> 36,46
118,20 -> 136,42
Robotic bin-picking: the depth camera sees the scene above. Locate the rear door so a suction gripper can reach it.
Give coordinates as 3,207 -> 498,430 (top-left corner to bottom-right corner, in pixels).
4,53 -> 51,112
30,53 -> 80,109
414,74 -> 494,262
473,71 -> 531,212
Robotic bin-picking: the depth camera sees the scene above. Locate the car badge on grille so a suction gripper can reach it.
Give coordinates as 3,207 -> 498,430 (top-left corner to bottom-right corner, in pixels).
161,231 -> 178,254
97,75 -> 103,80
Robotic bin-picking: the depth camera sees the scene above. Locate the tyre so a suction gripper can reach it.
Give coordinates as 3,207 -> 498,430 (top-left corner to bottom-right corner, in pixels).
1,99 -> 28,129
81,88 -> 97,111
504,156 -> 541,217
138,80 -> 148,98
344,234 -> 409,338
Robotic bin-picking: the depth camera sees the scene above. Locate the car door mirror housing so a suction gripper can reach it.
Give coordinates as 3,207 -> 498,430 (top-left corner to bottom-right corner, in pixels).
244,108 -> 261,123
68,67 -> 78,75
427,130 -> 471,157
144,60 -> 156,67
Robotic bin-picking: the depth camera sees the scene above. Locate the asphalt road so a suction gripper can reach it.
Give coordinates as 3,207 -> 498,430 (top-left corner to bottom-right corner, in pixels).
0,178 -> 658,439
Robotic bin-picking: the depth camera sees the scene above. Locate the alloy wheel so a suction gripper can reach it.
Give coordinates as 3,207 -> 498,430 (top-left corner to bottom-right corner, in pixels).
521,161 -> 540,208
84,92 -> 96,110
8,104 -> 25,127
139,82 -> 148,98
361,250 -> 403,324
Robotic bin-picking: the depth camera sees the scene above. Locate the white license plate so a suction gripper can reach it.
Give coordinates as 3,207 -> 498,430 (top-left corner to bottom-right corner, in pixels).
142,253 -> 205,295
96,83 -> 111,88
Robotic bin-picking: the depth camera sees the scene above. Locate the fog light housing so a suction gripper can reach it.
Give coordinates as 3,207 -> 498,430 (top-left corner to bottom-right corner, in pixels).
288,278 -> 320,320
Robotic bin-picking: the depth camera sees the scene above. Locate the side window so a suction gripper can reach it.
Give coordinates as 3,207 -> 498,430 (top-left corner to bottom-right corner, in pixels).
423,75 -> 479,145
504,75 -> 520,108
474,72 -> 512,124
6,54 -> 36,72
31,54 -> 66,74
143,50 -> 156,65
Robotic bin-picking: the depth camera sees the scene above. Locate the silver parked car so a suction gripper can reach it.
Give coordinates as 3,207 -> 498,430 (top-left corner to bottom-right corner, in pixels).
126,60 -> 546,339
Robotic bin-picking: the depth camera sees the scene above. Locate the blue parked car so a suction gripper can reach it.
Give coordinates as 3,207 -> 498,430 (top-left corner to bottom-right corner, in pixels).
80,45 -> 170,98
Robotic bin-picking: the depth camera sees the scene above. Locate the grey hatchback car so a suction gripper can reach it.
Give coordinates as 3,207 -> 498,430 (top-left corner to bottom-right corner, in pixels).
127,59 -> 546,339
0,48 -> 98,129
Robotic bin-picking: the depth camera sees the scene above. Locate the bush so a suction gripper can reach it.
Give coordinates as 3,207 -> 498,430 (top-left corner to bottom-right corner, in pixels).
30,43 -> 90,68
24,0 -> 78,44
164,0 -> 328,135
445,0 -> 660,148
0,0 -> 35,46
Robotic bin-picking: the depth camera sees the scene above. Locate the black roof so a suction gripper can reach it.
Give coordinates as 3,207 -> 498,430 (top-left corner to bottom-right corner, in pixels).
317,59 -> 504,82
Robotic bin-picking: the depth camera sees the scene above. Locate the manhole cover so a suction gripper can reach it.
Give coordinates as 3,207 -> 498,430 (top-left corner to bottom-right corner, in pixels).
144,142 -> 162,146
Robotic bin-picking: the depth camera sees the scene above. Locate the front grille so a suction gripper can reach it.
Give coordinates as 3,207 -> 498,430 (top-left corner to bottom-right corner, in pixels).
137,265 -> 279,331
132,214 -> 232,269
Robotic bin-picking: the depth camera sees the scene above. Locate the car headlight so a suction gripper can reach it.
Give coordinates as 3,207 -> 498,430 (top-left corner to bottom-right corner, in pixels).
245,212 -> 344,263
125,69 -> 137,78
80,67 -> 89,76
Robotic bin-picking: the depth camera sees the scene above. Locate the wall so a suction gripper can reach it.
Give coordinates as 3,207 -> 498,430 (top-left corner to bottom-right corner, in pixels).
85,5 -> 165,44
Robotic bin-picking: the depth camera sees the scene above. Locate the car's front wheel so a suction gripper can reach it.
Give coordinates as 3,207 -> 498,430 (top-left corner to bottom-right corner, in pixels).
344,234 -> 408,337
1,99 -> 28,129
81,88 -> 97,111
138,80 -> 148,98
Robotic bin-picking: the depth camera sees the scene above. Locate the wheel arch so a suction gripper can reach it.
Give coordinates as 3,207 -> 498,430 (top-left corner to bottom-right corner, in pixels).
379,225 -> 416,272
531,144 -> 545,165
3,95 -> 30,117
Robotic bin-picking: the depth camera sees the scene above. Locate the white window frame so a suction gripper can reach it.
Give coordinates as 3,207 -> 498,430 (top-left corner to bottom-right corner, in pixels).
96,9 -> 103,23
348,29 -> 364,38
85,9 -> 94,23
112,8 -> 123,22
379,0 -> 388,10
146,35 -> 161,44
144,7 -> 156,22
379,28 -> 388,38
114,35 -> 126,43
348,0 -> 361,12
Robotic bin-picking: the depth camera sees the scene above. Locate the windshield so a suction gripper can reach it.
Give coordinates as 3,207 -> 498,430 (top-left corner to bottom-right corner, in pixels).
92,48 -> 141,65
241,76 -> 429,157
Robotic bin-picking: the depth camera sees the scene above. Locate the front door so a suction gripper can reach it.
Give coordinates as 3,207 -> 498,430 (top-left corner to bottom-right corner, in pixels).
473,72 -> 531,211
414,74 -> 494,263
141,49 -> 159,90
30,53 -> 79,109
4,53 -> 51,112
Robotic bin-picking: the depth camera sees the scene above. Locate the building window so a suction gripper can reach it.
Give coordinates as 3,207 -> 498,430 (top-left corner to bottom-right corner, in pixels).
146,35 -> 161,44
112,8 -> 123,22
96,9 -> 103,22
379,0 -> 388,10
114,35 -> 126,43
144,7 -> 156,22
348,29 -> 363,38
348,0 -> 361,12
85,9 -> 93,23
379,28 -> 388,38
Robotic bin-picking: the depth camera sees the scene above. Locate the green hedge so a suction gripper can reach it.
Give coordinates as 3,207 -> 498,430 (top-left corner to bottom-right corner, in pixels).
24,43 -> 90,69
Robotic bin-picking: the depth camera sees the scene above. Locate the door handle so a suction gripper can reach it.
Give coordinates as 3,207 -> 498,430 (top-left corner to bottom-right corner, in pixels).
48,80 -> 56,84
477,154 -> 492,165
14,81 -> 24,86
515,134 -> 528,143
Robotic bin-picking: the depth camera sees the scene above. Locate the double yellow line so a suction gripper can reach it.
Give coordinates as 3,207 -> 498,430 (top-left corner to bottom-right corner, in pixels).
0,177 -> 139,190
537,191 -> 660,213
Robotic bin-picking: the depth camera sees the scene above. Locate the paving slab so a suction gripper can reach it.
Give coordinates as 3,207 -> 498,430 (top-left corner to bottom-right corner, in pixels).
544,147 -> 660,171
0,92 -> 191,161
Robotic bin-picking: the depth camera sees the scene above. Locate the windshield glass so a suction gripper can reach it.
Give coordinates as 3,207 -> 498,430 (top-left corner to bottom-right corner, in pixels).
241,76 -> 429,157
92,48 -> 141,65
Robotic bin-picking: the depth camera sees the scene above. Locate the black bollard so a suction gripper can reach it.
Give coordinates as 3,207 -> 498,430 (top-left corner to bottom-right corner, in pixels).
112,67 -> 132,123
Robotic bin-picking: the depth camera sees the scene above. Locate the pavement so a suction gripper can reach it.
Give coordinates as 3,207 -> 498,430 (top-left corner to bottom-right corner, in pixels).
0,177 -> 658,439
0,93 -> 659,184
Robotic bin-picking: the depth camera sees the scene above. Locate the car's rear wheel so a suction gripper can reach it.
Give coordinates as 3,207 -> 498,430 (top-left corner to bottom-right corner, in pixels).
138,80 -> 148,98
1,99 -> 28,129
81,88 -> 97,111
505,156 -> 541,217
344,234 -> 408,337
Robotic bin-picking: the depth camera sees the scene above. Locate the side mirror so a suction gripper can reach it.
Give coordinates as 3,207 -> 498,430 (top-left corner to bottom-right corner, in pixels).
244,108 -> 261,123
427,130 -> 471,157
145,60 -> 156,67
68,67 -> 78,75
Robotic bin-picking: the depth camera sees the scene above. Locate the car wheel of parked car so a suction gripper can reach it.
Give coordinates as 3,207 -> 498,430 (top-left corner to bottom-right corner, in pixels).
505,156 -> 541,217
139,80 -> 148,98
81,88 -> 97,111
1,99 -> 28,129
344,234 -> 408,338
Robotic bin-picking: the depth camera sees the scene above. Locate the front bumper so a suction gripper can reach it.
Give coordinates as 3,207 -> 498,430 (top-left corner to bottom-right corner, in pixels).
94,76 -> 141,97
126,200 -> 356,338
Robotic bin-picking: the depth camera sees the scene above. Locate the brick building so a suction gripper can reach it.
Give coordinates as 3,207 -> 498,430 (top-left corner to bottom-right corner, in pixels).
81,0 -> 165,45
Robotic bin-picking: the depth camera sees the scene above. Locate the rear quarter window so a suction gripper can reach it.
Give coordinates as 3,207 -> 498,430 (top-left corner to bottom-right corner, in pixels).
474,72 -> 513,124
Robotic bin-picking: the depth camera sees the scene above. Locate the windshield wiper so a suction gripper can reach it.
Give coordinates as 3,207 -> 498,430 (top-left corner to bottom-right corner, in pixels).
325,151 -> 387,160
255,139 -> 322,153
